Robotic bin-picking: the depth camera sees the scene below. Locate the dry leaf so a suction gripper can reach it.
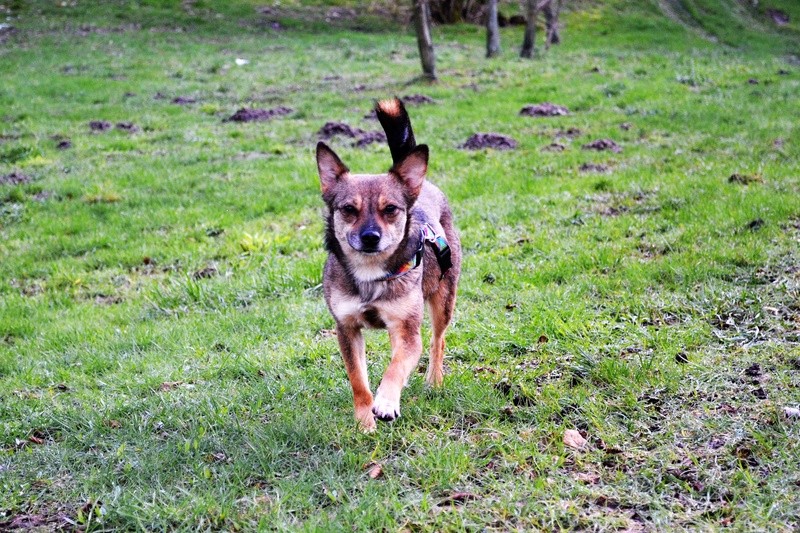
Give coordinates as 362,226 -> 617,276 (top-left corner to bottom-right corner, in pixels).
365,462 -> 383,480
574,472 -> 600,484
563,429 -> 588,449
104,419 -> 121,429
437,492 -> 479,506
159,381 -> 183,391
783,407 -> 800,419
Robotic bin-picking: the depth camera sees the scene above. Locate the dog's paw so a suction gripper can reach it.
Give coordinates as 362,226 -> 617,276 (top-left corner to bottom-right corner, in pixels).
425,368 -> 444,388
355,406 -> 377,433
371,395 -> 400,422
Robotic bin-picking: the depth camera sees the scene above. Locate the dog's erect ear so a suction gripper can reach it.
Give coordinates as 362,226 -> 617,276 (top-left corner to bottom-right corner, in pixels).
391,144 -> 428,200
316,142 -> 349,196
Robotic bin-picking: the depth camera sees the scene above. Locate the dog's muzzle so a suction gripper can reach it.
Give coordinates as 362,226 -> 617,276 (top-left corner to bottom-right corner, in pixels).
359,229 -> 381,253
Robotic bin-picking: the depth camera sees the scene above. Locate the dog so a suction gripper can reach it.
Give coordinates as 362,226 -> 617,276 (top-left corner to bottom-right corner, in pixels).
316,97 -> 461,432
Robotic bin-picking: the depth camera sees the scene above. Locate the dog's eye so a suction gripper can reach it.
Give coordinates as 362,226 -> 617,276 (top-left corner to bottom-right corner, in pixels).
384,205 -> 399,215
341,205 -> 358,216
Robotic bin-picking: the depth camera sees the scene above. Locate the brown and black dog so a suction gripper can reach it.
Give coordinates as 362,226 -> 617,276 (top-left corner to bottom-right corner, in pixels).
316,97 -> 461,432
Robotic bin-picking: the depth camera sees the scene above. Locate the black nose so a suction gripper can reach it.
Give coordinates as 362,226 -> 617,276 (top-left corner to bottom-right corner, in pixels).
360,230 -> 381,250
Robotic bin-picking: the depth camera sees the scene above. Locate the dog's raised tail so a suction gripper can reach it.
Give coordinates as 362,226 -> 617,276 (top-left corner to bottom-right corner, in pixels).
375,97 -> 416,165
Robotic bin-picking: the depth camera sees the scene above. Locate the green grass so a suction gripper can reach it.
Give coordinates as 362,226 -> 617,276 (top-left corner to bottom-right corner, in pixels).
1,0 -> 799,530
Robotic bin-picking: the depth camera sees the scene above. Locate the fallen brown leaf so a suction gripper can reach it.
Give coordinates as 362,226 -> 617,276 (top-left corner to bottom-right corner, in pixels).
159,381 -> 183,391
437,492 -> 479,506
783,407 -> 800,419
574,472 -> 600,484
365,461 -> 383,480
563,429 -> 588,450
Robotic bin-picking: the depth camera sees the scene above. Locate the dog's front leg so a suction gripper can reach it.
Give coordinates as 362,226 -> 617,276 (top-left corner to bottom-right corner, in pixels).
372,319 -> 423,422
336,323 -> 375,432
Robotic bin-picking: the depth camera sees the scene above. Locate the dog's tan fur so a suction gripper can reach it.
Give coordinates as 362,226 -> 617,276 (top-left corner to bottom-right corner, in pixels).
316,98 -> 461,431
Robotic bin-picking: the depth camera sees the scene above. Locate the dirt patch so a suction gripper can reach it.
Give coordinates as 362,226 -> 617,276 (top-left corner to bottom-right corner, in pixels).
519,103 -> 569,117
555,127 -> 582,139
0,24 -> 17,44
225,106 -> 293,122
56,139 -> 72,150
583,139 -> 622,153
319,122 -> 366,139
587,190 -> 658,218
318,121 -> 386,148
192,265 -> 219,280
353,130 -> 387,147
747,78 -> 759,85
115,122 -> 139,133
32,191 -> 55,202
461,133 -> 517,151
0,171 -> 32,186
767,8 -> 789,26
728,173 -> 763,185
541,142 -> 566,152
745,218 -> 765,231
94,294 -> 122,305
89,120 -> 111,132
579,163 -> 611,173
402,94 -> 436,105
172,96 -> 197,105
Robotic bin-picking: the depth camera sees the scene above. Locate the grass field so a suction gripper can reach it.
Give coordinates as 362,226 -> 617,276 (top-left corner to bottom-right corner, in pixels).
1,0 -> 799,530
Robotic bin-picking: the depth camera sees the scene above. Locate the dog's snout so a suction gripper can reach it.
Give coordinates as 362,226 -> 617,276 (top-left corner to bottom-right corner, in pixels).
360,229 -> 381,250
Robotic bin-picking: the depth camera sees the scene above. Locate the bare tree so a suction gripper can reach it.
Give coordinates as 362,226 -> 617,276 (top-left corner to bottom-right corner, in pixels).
486,0 -> 501,57
543,0 -> 561,47
413,0 -> 437,80
520,0 -> 540,58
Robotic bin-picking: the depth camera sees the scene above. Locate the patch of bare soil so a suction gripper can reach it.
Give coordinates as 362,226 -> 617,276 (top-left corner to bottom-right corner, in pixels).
586,190 -> 658,218
0,24 -> 16,44
767,8 -> 789,26
555,127 -> 582,139
74,23 -> 142,36
728,173 -> 763,185
192,265 -> 219,280
318,121 -> 386,148
519,103 -> 570,117
225,106 -> 293,122
0,171 -> 31,186
461,133 -> 517,150
583,139 -> 622,153
94,294 -> 122,305
353,130 -> 387,147
115,122 -> 138,133
172,96 -> 197,105
541,142 -> 566,152
89,120 -> 111,132
579,163 -> 611,173
402,94 -> 435,105
56,139 -> 72,150
319,122 -> 365,139
32,191 -> 55,202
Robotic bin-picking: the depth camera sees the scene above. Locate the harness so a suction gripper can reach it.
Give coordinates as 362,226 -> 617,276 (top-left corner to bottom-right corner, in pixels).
381,223 -> 452,281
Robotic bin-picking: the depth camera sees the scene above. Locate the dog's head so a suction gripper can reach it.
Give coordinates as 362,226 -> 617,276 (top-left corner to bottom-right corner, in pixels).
316,142 -> 428,258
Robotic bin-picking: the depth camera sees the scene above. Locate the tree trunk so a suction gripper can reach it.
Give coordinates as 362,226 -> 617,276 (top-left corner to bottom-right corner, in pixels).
486,0 -> 501,57
414,0 -> 437,80
520,0 -> 539,58
544,0 -> 561,47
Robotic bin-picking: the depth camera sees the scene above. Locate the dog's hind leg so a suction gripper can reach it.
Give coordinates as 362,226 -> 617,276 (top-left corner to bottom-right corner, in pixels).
425,283 -> 457,388
336,324 -> 376,432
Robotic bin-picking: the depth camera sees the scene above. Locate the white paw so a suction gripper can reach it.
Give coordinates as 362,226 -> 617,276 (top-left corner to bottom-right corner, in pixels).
371,393 -> 400,422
